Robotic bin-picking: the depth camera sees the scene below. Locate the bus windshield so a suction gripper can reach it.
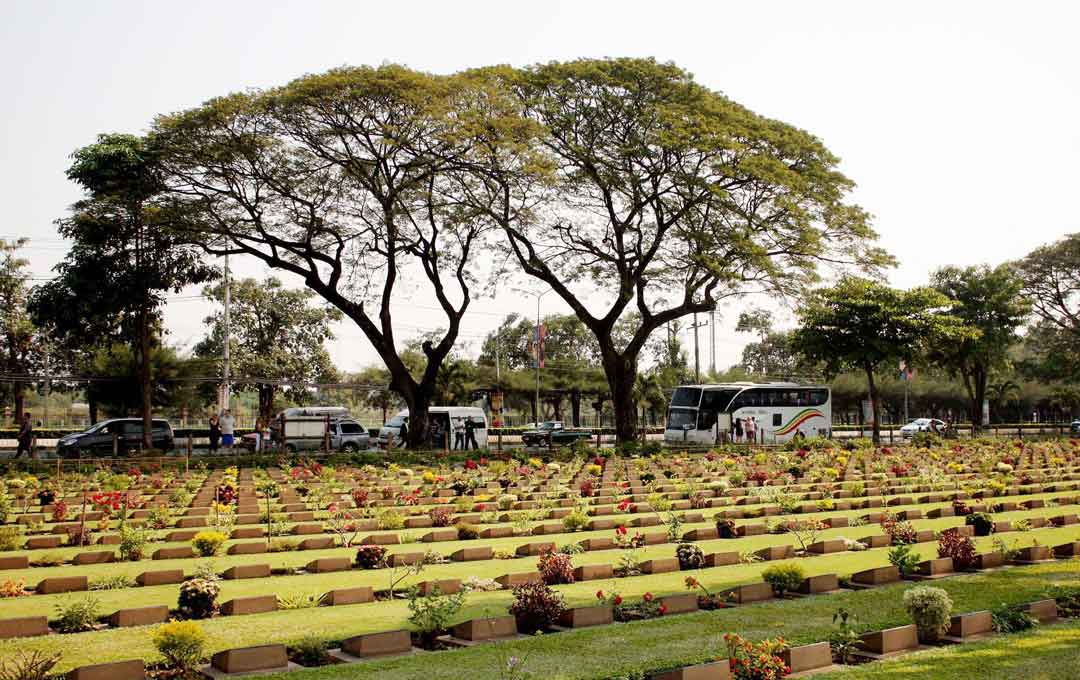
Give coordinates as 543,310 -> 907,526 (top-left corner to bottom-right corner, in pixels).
667,408 -> 697,429
670,387 -> 702,408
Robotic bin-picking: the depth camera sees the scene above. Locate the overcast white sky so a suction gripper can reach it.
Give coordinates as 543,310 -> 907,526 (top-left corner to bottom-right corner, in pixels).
2,0 -> 1078,374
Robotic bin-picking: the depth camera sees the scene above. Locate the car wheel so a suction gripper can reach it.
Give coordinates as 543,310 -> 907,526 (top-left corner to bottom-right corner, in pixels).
342,442 -> 359,453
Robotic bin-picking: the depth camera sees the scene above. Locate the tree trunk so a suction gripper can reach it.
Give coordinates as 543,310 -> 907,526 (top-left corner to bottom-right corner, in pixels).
258,385 -> 276,424
13,388 -> 24,427
138,307 -> 153,449
864,363 -> 881,446
571,389 -> 581,427
971,368 -> 987,435
88,392 -> 98,425
603,352 -> 639,444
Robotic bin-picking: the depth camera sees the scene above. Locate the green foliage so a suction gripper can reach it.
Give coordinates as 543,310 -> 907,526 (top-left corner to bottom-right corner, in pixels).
903,586 -> 954,642
888,544 -> 920,576
53,595 -> 101,633
119,524 -> 152,561
0,650 -> 62,680
406,585 -> 467,642
762,563 -> 806,596
561,508 -> 590,532
828,607 -> 864,664
289,635 -> 329,667
190,530 -> 227,557
89,574 -> 136,591
0,526 -> 22,552
675,543 -> 705,571
991,603 -> 1039,633
277,592 -> 319,610
151,620 -> 207,672
376,509 -> 405,531
792,277 -> 967,442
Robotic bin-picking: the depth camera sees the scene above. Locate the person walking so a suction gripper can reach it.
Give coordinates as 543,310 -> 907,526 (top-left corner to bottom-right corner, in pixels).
398,418 -> 408,449
207,414 -> 221,454
745,416 -> 757,445
220,409 -> 236,453
253,417 -> 265,453
15,412 -> 33,458
733,416 -> 743,444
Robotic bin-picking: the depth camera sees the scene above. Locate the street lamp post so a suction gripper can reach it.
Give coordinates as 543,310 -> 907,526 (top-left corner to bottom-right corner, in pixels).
534,288 -> 552,425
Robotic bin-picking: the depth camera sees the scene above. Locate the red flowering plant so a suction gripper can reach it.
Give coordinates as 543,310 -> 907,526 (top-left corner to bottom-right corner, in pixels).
595,589 -> 623,607
428,506 -> 454,527
879,514 -> 917,546
614,525 -> 646,577
685,576 -> 732,610
351,488 -> 370,511
91,491 -> 123,517
937,528 -> 977,571
354,545 -> 388,569
464,459 -> 478,470
325,502 -> 363,547
537,549 -> 575,585
724,634 -> 790,680
51,500 -> 68,523
748,469 -> 770,486
579,480 -> 596,498
612,591 -> 665,622
399,489 -> 422,506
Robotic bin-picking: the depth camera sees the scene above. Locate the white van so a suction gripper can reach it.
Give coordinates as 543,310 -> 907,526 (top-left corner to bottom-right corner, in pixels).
378,406 -> 488,450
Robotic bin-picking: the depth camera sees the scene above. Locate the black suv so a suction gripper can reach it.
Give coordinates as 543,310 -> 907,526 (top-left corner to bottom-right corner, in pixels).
55,418 -> 175,457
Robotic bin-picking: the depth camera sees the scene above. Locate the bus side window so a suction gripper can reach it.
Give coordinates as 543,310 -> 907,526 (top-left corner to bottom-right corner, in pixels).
773,413 -> 782,427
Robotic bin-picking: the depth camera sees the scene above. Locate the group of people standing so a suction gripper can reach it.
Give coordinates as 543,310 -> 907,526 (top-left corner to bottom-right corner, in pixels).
731,415 -> 759,444
206,409 -> 237,453
426,415 -> 482,450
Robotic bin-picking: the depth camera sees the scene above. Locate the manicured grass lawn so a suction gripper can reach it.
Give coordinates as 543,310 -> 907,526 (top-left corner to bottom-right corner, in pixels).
4,557 -> 1078,675
814,620 -> 1080,680
240,561 -> 1080,680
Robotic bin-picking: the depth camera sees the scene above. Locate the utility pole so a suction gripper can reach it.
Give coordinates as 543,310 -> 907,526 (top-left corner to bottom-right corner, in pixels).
689,313 -> 709,383
495,326 -> 502,451
709,309 -> 716,375
533,289 -> 551,425
43,338 -> 50,430
222,254 -> 231,411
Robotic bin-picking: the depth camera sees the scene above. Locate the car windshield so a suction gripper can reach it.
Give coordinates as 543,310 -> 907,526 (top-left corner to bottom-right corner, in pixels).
386,416 -> 406,427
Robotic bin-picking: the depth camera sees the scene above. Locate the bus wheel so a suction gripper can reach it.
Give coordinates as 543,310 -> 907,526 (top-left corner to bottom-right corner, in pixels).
284,443 -> 297,454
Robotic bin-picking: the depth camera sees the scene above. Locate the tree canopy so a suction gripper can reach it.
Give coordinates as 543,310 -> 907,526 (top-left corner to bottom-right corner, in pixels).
194,276 -> 342,422
791,277 -> 967,443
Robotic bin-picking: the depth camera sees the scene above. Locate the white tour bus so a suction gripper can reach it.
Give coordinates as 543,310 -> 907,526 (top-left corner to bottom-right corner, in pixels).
664,382 -> 832,445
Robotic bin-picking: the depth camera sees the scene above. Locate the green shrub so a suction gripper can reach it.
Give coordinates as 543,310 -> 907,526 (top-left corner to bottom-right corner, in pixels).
762,563 -> 806,596
376,508 -> 405,530
903,586 -> 953,642
562,508 -> 590,532
30,551 -> 65,567
191,531 -> 227,557
290,635 -> 330,666
0,526 -> 23,552
89,575 -> 136,591
888,544 -> 920,576
991,603 -> 1039,633
53,595 -> 101,633
407,585 -> 467,645
277,592 -> 319,609
455,521 -> 480,540
151,620 -> 206,672
966,512 -> 995,537
119,524 -> 152,561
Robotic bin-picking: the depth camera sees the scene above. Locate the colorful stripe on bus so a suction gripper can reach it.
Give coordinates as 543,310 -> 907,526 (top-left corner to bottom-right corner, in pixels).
774,408 -> 825,436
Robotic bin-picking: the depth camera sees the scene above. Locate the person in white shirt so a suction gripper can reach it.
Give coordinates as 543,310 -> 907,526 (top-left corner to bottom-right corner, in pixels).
220,409 -> 236,451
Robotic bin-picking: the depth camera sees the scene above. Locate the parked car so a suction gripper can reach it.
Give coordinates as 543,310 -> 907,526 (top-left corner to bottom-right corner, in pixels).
521,421 -> 593,447
1070,420 -> 1080,435
899,418 -> 947,438
55,418 -> 175,457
